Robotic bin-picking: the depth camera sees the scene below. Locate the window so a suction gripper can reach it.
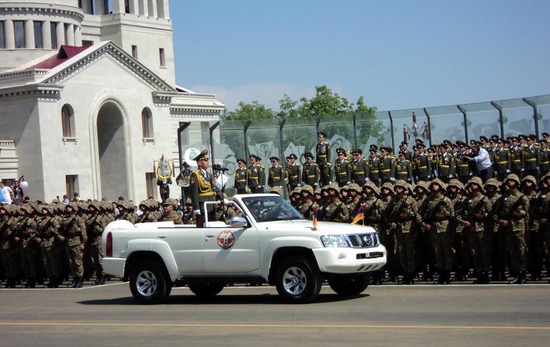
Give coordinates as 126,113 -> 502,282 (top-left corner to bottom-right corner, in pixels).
0,21 -> 5,49
180,122 -> 190,145
50,22 -> 58,48
66,175 -> 79,200
141,108 -> 153,138
145,172 -> 156,199
159,48 -> 165,67
61,104 -> 75,137
82,40 -> 93,46
34,21 -> 43,48
14,21 -> 25,48
132,45 -> 138,59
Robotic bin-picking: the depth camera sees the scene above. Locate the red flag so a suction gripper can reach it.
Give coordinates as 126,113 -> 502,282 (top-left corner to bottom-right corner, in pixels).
351,204 -> 365,225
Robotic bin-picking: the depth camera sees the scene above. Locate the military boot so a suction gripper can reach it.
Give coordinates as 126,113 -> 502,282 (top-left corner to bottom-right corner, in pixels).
509,271 -> 526,284
24,278 -> 36,288
2,278 -> 16,288
92,275 -> 103,285
68,277 -> 80,288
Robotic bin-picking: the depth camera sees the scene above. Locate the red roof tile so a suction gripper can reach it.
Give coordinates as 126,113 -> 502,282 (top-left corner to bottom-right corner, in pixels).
29,45 -> 91,70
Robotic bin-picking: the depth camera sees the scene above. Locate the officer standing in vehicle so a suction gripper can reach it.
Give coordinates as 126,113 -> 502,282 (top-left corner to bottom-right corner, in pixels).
316,132 -> 331,186
190,149 -> 222,226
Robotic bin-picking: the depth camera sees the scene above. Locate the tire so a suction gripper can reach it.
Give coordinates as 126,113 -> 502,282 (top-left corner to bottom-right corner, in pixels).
188,282 -> 225,298
129,260 -> 172,304
328,273 -> 371,296
275,256 -> 322,304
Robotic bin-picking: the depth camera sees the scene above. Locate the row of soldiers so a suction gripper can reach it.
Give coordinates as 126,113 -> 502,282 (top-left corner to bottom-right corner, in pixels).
0,197 -> 191,289
234,132 -> 549,192
287,172 -> 550,285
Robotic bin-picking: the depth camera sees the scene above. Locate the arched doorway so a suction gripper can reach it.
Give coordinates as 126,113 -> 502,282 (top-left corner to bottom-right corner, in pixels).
97,102 -> 128,200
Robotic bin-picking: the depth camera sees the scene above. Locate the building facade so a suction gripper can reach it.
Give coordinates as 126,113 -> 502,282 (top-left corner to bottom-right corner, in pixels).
0,0 -> 224,202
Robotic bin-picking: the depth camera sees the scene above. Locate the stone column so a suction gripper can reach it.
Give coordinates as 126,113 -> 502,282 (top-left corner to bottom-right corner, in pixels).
74,25 -> 82,46
112,0 -> 125,14
127,0 -> 138,14
25,20 -> 34,48
94,0 -> 106,15
66,23 -> 74,46
43,20 -> 51,49
148,0 -> 157,18
160,0 -> 170,19
4,20 -> 15,49
56,22 -> 65,46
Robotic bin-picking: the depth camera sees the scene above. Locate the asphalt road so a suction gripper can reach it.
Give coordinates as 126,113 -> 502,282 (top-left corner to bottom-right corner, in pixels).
1,282 -> 549,346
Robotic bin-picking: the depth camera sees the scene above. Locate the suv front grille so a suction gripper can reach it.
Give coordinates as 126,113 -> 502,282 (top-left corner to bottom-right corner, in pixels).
346,233 -> 380,248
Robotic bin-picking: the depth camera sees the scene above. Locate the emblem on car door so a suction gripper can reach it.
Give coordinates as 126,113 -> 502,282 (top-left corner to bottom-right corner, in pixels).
217,230 -> 235,250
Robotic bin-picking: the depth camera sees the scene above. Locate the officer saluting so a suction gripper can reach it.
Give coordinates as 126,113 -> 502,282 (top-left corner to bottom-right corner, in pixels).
234,159 -> 247,194
189,149 -> 222,227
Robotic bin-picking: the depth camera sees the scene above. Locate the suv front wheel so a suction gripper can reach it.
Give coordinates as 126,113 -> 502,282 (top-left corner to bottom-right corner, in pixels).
275,256 -> 322,304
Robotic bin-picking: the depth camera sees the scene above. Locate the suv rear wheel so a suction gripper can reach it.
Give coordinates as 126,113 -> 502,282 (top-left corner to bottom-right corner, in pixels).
188,282 -> 225,298
129,260 -> 172,304
328,273 -> 371,296
275,256 -> 322,304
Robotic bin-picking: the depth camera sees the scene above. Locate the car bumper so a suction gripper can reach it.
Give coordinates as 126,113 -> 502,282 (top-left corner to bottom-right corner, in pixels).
102,258 -> 126,278
312,245 -> 387,274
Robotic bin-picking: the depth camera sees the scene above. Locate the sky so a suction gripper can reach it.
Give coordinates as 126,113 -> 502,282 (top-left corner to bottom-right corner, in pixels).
171,0 -> 550,113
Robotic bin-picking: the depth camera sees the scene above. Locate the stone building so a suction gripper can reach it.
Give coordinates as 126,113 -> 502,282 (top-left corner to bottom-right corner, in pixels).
0,0 -> 224,202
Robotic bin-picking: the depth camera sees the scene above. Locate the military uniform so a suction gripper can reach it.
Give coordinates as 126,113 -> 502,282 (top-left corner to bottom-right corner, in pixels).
0,206 -> 18,288
38,206 -> 63,288
387,181 -> 420,284
84,203 -> 107,285
234,159 -> 248,194
462,178 -> 492,283
302,159 -> 320,187
420,181 -> 454,284
334,154 -> 351,187
286,159 -> 301,191
248,162 -> 266,193
437,151 -> 456,183
379,153 -> 395,185
494,146 -> 511,181
493,175 -> 530,283
540,145 -> 549,175
510,145 -> 525,178
268,164 -> 284,189
350,151 -> 369,186
60,203 -> 87,288
316,135 -> 331,186
524,142 -> 540,179
395,158 -> 413,183
17,205 -> 39,287
368,154 -> 381,186
415,151 -> 432,182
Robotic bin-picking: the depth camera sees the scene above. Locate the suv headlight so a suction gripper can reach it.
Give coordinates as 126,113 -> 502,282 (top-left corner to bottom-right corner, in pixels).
320,235 -> 349,247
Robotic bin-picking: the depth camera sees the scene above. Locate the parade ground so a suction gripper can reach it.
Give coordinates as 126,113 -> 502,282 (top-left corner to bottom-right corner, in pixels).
0,281 -> 549,346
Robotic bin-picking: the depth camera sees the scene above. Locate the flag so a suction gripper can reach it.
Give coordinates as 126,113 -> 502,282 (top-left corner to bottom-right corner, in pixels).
312,206 -> 319,231
351,204 -> 365,225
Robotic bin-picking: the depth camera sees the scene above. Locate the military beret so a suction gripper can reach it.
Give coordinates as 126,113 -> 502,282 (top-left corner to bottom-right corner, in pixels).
193,149 -> 209,162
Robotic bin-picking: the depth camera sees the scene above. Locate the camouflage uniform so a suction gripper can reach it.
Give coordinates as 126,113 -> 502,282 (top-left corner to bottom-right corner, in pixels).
387,181 -> 420,284
0,206 -> 18,288
421,180 -> 454,284
493,174 -> 530,283
85,203 -> 107,285
38,205 -> 63,288
463,177 -> 492,283
18,205 -> 39,287
60,203 -> 87,288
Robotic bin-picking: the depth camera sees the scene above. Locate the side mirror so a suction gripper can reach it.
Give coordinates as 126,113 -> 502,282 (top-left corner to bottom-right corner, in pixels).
230,216 -> 248,228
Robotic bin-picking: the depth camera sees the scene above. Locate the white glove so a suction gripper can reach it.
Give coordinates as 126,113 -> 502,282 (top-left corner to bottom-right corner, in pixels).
223,199 -> 229,205
193,209 -> 201,215
506,169 -> 510,173
448,175 -> 453,178
390,177 -> 396,182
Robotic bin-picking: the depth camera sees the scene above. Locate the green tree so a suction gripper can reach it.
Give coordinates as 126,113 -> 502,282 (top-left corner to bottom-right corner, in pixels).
222,100 -> 276,121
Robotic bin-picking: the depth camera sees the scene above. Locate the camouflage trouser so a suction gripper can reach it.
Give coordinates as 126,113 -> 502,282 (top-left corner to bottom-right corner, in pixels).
66,242 -> 84,277
21,244 -> 38,280
396,231 -> 416,274
1,247 -> 18,279
504,227 -> 527,273
380,230 -> 398,275
41,241 -> 62,279
430,231 -> 453,272
491,229 -> 508,272
466,230 -> 491,273
545,225 -> 550,269
84,241 -> 103,276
